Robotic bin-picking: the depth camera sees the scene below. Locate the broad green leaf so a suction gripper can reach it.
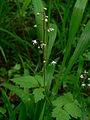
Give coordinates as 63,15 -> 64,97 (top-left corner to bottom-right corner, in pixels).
64,102 -> 81,118
52,108 -> 70,120
11,75 -> 38,88
11,75 -> 43,88
62,0 -> 88,67
1,83 -> 30,103
52,92 -> 73,107
67,20 -> 90,72
46,24 -> 57,60
33,88 -> 44,103
32,0 -> 44,41
22,0 -> 31,16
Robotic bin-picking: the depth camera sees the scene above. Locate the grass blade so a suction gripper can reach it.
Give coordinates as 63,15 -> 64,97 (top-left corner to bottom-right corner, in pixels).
62,0 -> 88,67
22,0 -> 31,16
67,20 -> 90,72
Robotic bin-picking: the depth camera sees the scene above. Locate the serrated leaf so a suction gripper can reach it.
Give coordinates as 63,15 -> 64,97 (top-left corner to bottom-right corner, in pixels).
52,108 -> 70,120
52,92 -> 73,107
1,83 -> 30,103
64,102 -> 81,118
11,75 -> 39,89
33,88 -> 44,103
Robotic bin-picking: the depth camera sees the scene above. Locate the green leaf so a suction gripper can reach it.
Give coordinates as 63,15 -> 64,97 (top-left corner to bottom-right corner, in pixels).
33,88 -> 44,103
11,75 -> 38,89
67,20 -> 90,72
1,90 -> 12,116
52,108 -> 70,120
11,75 -> 44,89
64,102 -> 81,118
0,46 -> 7,63
52,92 -> 73,107
62,0 -> 88,67
0,107 -> 6,115
52,92 -> 81,120
19,102 -> 27,120
1,83 -> 30,103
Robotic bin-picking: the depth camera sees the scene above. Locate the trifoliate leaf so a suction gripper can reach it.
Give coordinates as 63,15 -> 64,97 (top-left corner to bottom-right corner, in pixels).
52,108 -> 70,120
33,88 -> 44,103
64,102 -> 81,118
52,92 -> 81,120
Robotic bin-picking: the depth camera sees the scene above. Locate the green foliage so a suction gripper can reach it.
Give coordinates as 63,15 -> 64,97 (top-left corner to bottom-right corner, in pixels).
52,92 -> 81,120
0,0 -> 90,119
1,84 -> 30,103
33,88 -> 44,103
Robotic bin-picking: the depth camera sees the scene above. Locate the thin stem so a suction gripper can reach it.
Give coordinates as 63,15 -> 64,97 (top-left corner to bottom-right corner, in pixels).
42,11 -> 46,89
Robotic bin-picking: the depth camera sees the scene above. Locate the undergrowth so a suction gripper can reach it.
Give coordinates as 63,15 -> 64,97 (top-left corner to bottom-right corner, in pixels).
0,0 -> 90,120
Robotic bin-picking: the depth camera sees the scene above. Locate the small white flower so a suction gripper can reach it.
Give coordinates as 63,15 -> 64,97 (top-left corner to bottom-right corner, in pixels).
47,27 -> 54,32
51,61 -> 56,65
45,16 -> 48,18
38,46 -> 40,49
80,74 -> 84,79
34,24 -> 37,28
81,83 -> 86,87
41,43 -> 46,48
43,7 -> 47,10
88,84 -> 90,87
37,12 -> 40,16
43,60 -> 46,63
83,24 -> 86,27
84,70 -> 88,74
88,78 -> 90,80
45,18 -> 48,22
32,40 -> 37,45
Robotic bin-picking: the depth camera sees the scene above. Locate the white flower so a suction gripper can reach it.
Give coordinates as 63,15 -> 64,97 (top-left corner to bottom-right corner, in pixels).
51,61 -> 56,65
33,25 -> 37,28
81,83 -> 86,87
38,46 -> 40,49
32,40 -> 37,45
88,84 -> 90,87
37,12 -> 40,16
34,25 -> 37,28
45,18 -> 48,22
88,78 -> 90,80
41,43 -> 46,48
43,60 -> 46,63
45,16 -> 48,18
80,74 -> 84,79
43,7 -> 47,10
47,27 -> 54,32
84,70 -> 88,74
